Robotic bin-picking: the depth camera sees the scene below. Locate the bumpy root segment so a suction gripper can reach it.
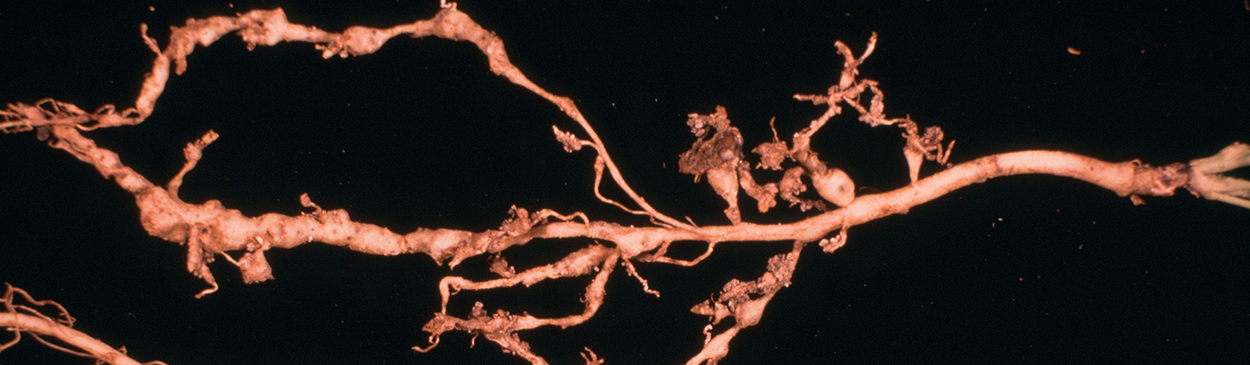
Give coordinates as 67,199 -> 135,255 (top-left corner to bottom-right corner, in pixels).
1,3 -> 691,229
685,241 -> 805,365
678,106 -> 747,224
419,248 -> 620,365
791,32 -> 953,185
29,122 -> 605,300
436,245 -> 616,313
677,33 -> 954,227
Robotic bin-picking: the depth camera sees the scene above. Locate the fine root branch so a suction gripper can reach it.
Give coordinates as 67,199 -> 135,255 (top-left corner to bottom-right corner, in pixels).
1,283 -> 158,365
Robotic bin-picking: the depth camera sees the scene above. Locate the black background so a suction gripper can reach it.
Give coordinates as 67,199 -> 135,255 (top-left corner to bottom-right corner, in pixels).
1,1 -> 1248,364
